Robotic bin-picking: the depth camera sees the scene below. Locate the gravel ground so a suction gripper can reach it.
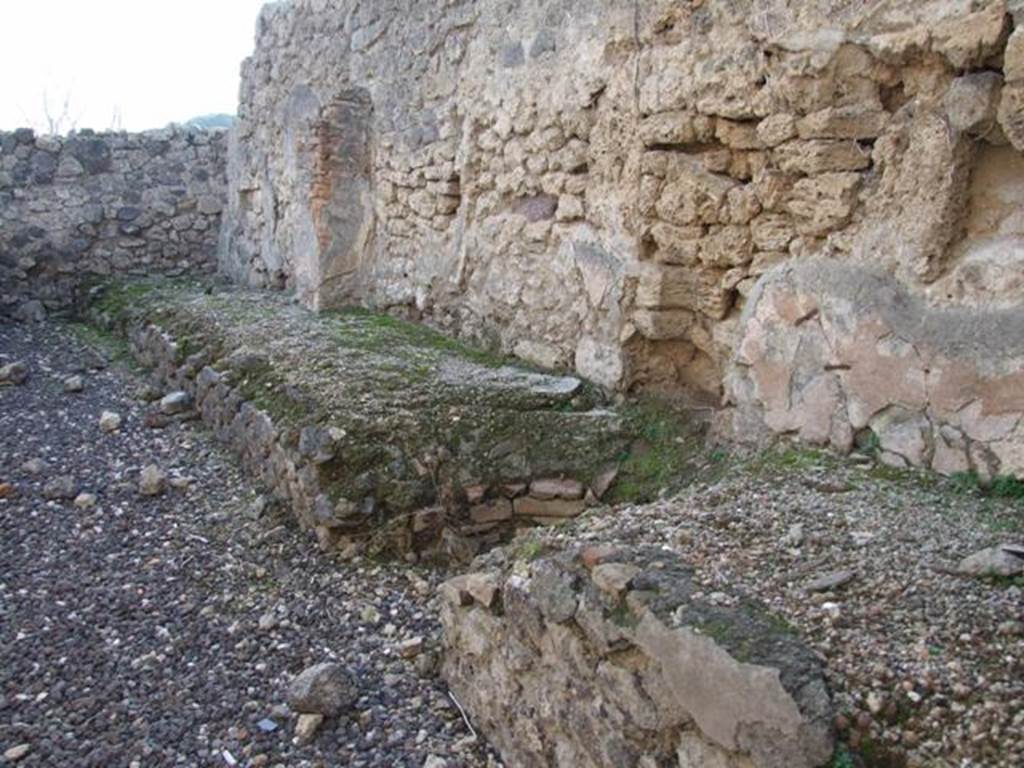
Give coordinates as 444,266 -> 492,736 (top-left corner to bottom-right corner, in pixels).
0,321 -> 498,768
522,451 -> 1024,767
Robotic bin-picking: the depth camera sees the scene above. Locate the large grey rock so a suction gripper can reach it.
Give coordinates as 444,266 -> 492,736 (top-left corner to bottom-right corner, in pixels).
958,544 -> 1024,577
13,300 -> 46,323
286,662 -> 356,716
3,744 -> 30,763
159,391 -> 192,415
804,570 -> 857,593
21,458 -> 47,475
98,411 -> 122,433
944,72 -> 1002,135
294,713 -> 324,744
441,546 -> 833,768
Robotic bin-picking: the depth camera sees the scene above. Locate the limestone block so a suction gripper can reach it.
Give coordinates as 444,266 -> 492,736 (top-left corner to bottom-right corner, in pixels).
702,148 -> 733,174
715,119 -> 763,150
575,337 -> 623,390
872,409 -> 933,468
1005,27 -> 1024,82
409,190 -> 437,217
932,426 -> 971,476
656,167 -> 737,226
998,82 -> 1024,150
756,114 -> 797,147
639,111 -> 712,147
633,309 -> 696,341
750,214 -> 795,251
529,478 -> 585,500
726,186 -> 762,225
796,106 -> 889,140
556,194 -> 584,222
648,223 -> 703,266
751,170 -> 795,211
773,140 -> 871,174
198,195 -> 223,214
564,175 -> 587,196
636,265 -> 731,319
931,1 -> 1009,70
513,496 -> 585,518
699,226 -> 753,269
436,195 -> 461,215
785,172 -> 862,236
944,73 -> 1002,135
726,150 -> 768,181
508,333 -> 559,365
426,180 -> 460,196
551,139 -> 588,173
470,498 -> 513,523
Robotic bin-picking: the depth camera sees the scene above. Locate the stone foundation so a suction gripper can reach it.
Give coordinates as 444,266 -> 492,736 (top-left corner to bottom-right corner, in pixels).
440,545 -> 834,768
0,127 -> 226,320
88,279 -> 632,557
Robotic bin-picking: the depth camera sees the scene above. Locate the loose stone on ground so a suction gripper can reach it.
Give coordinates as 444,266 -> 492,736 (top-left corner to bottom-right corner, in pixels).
98,409 -> 122,433
0,362 -> 29,386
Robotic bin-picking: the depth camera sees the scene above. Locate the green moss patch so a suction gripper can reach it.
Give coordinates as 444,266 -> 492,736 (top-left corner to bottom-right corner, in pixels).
609,399 -> 711,503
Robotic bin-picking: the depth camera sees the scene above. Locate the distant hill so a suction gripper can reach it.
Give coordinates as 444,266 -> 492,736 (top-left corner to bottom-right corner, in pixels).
173,113 -> 236,131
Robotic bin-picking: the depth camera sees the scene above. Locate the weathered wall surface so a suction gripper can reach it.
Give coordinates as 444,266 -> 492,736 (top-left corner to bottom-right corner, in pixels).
220,0 -> 639,387
730,261 -> 1024,478
221,0 -> 1024,474
0,128 -> 226,320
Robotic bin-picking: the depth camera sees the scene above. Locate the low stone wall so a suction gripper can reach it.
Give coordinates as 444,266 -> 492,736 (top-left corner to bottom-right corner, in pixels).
727,261 -> 1024,478
440,545 -> 834,768
0,128 -> 226,320
88,280 -> 633,557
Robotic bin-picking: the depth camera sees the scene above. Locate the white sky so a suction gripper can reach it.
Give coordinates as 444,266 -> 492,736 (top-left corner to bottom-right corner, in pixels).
0,0 -> 269,133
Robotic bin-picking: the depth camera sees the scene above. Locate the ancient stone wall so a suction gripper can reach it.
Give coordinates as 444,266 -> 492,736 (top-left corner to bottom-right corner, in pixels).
221,0 -> 1024,475
440,546 -> 834,768
0,127 -> 226,320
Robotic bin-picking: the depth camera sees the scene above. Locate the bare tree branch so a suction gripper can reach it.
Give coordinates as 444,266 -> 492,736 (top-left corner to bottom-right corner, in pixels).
40,89 -> 79,135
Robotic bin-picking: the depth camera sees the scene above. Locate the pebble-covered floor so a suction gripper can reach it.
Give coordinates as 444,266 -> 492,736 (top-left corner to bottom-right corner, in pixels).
0,322 -> 497,768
